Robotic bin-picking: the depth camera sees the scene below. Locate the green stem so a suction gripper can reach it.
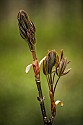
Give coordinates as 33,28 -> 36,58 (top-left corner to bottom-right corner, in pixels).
54,76 -> 60,93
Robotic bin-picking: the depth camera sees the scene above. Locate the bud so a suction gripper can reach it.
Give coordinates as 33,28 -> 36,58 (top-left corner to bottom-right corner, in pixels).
17,10 -> 36,51
43,51 -> 56,75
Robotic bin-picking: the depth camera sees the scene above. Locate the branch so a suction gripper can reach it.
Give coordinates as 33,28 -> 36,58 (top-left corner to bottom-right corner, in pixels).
32,51 -> 52,125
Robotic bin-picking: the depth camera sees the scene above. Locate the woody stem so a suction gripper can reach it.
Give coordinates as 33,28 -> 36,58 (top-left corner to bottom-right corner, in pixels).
35,76 -> 49,124
31,50 -> 37,61
32,51 -> 52,125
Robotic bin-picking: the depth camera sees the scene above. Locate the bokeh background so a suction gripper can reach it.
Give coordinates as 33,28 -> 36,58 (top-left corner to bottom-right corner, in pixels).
0,0 -> 82,125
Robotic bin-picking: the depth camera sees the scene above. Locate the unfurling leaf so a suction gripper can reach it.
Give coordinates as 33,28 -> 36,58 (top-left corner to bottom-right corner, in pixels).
56,50 -> 71,77
62,68 -> 71,76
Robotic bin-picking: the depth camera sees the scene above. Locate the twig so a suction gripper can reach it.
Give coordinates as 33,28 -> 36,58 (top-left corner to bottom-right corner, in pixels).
32,51 -> 52,125
54,76 -> 60,93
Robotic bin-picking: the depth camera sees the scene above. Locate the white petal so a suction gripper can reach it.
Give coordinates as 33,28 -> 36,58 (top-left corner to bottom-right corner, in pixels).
55,100 -> 63,107
39,56 -> 46,66
25,64 -> 32,74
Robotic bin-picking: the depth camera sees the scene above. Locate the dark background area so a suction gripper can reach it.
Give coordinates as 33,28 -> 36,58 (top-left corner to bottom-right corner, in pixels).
0,0 -> 82,125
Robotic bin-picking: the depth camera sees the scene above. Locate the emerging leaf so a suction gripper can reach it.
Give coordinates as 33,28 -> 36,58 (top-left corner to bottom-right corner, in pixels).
56,50 -> 71,77
62,68 -> 71,76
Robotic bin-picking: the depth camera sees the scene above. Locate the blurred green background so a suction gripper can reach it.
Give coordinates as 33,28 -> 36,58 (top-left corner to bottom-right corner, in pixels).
0,0 -> 82,125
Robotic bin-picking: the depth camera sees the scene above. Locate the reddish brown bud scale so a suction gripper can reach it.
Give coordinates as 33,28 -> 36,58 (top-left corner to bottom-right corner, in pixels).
33,59 -> 40,76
